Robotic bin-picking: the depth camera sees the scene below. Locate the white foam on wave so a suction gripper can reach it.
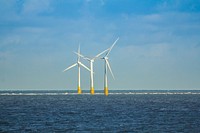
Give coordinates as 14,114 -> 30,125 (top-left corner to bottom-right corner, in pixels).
1,92 -> 200,95
0,93 -> 68,96
115,92 -> 200,95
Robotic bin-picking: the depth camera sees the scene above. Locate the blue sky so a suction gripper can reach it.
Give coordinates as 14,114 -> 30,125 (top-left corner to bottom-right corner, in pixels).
0,0 -> 200,90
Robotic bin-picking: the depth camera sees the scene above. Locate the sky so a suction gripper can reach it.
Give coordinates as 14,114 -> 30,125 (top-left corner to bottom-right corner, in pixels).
0,0 -> 200,90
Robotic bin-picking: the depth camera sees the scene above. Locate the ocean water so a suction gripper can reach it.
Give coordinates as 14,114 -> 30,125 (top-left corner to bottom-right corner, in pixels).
0,90 -> 200,132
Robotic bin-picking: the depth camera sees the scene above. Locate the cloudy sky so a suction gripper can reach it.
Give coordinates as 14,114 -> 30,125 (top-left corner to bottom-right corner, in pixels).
0,0 -> 200,90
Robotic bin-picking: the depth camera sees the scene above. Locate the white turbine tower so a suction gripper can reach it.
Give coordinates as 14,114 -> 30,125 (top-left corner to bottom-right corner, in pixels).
102,38 -> 119,96
63,45 -> 90,94
75,49 -> 109,95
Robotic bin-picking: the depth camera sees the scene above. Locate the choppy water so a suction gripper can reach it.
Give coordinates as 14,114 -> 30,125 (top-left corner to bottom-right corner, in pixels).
0,90 -> 200,132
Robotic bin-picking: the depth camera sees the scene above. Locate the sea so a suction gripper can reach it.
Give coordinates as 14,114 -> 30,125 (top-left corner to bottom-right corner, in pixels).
0,90 -> 200,132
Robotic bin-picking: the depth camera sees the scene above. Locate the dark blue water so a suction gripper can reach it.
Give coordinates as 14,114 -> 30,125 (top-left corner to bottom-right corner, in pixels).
0,90 -> 200,132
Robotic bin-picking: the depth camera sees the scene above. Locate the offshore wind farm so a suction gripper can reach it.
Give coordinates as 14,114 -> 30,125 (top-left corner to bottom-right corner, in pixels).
64,38 -> 119,95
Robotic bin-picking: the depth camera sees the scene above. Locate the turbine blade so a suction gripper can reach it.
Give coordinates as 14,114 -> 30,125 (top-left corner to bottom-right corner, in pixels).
105,59 -> 115,79
106,37 -> 119,56
78,44 -> 80,61
84,57 -> 91,61
74,52 -> 85,58
93,48 -> 110,60
79,62 -> 90,72
63,63 -> 77,72
74,52 -> 91,61
78,44 -> 80,54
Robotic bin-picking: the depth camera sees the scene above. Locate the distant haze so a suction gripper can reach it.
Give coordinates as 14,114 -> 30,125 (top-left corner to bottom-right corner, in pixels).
0,0 -> 200,90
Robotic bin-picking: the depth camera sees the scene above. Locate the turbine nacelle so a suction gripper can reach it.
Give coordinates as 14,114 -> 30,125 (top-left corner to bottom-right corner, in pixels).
102,57 -> 109,60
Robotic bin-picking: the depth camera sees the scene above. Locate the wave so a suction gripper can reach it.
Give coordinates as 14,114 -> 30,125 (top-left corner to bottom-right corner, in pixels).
0,92 -> 92,96
1,92 -> 200,95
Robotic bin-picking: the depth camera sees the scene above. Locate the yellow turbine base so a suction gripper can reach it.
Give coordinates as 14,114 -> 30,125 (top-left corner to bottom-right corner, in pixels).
77,87 -> 82,94
90,87 -> 95,95
104,87 -> 109,96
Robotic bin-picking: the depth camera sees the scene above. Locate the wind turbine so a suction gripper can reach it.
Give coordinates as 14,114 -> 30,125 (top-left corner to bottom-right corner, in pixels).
63,45 -> 90,94
75,49 -> 109,95
102,38 -> 119,96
